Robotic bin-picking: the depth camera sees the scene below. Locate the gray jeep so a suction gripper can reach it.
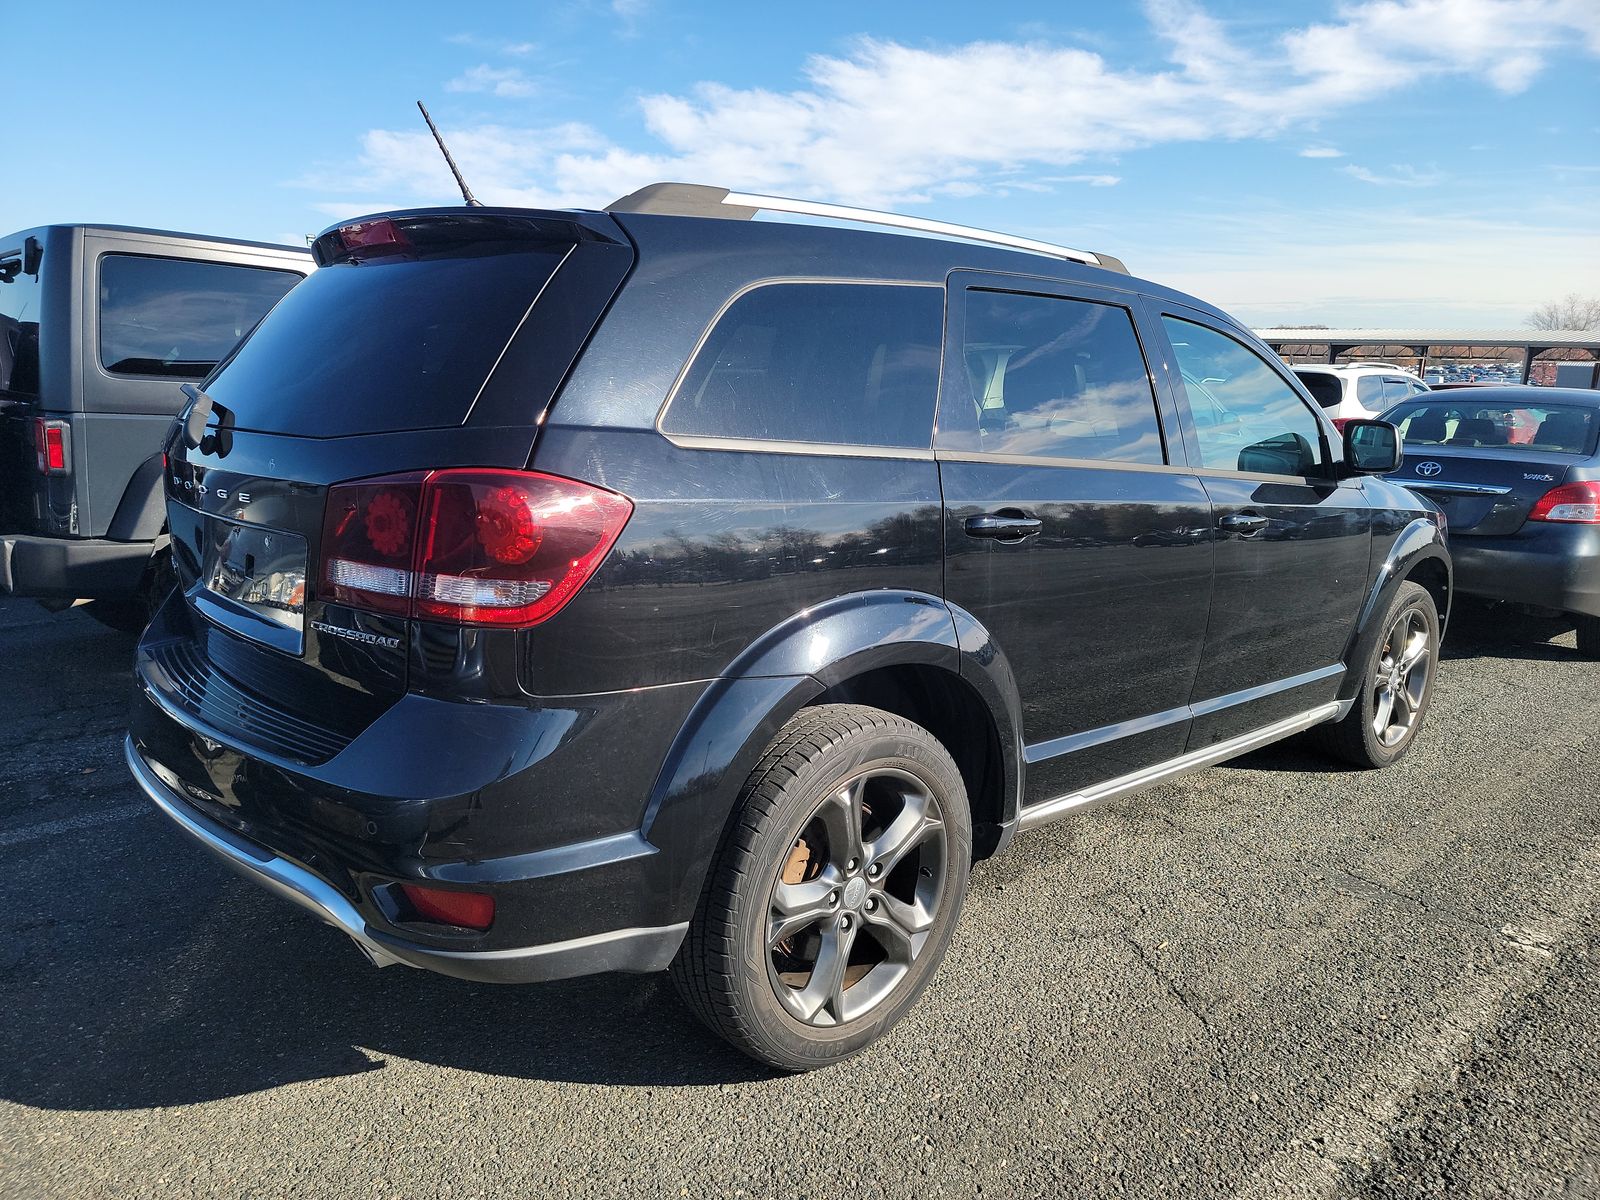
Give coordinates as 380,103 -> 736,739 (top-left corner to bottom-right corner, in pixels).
1,224 -> 309,629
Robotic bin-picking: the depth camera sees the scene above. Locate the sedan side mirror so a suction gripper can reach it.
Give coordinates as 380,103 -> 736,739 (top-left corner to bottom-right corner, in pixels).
1342,419 -> 1402,475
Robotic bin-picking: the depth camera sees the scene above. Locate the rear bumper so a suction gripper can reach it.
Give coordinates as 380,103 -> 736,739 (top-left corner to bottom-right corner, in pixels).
1451,523 -> 1600,618
0,533 -> 154,599
126,735 -> 688,983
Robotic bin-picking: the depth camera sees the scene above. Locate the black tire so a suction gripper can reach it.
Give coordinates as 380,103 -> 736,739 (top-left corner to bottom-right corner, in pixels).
1576,614 -> 1600,659
670,703 -> 972,1071
1312,580 -> 1440,768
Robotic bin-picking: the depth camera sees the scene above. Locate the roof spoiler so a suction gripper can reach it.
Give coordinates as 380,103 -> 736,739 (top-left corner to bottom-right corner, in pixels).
608,182 -> 1127,274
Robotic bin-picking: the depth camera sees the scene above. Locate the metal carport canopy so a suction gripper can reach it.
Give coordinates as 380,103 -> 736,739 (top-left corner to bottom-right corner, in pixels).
1253,328 -> 1600,383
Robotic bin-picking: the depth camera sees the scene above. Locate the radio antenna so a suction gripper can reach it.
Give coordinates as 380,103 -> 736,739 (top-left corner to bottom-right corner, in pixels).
416,100 -> 483,207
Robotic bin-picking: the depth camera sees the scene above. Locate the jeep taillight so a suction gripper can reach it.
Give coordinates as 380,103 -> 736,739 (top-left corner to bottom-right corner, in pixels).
1528,480 -> 1600,524
317,469 -> 632,626
33,418 -> 68,475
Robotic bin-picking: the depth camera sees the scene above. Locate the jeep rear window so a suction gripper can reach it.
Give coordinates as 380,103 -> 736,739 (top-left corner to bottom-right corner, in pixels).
206,228 -> 573,437
664,282 -> 943,449
98,255 -> 301,379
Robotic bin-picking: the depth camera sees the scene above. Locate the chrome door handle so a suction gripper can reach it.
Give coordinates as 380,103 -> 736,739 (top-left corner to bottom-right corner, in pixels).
1219,512 -> 1269,536
964,512 -> 1043,541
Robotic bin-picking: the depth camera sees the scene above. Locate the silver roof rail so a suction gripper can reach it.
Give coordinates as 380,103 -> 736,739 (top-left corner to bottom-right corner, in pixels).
607,182 -> 1126,274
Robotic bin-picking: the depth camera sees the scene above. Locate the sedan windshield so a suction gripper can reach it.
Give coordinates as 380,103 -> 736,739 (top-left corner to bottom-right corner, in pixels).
1382,399 -> 1597,454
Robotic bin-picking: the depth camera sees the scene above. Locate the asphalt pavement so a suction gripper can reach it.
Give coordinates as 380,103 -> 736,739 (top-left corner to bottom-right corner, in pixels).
0,595 -> 1596,1199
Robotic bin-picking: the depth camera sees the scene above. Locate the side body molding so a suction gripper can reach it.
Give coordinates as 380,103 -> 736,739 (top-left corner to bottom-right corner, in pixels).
640,590 -> 1025,919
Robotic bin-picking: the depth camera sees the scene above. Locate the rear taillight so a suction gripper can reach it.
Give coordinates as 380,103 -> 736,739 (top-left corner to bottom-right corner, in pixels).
1331,417 -> 1352,434
398,883 -> 495,931
33,418 -> 68,475
1528,480 -> 1600,524
317,469 -> 632,626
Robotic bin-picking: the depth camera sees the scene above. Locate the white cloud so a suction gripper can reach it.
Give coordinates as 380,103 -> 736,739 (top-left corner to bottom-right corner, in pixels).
1299,147 -> 1344,158
1342,163 -> 1447,187
445,65 -> 537,99
315,0 -> 1599,212
447,33 -> 537,56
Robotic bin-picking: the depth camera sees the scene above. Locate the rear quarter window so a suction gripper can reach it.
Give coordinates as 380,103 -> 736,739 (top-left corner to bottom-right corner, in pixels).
662,282 -> 944,450
98,254 -> 302,379
1295,371 -> 1343,410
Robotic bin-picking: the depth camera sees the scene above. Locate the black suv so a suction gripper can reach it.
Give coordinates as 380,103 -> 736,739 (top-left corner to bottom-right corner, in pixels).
125,186 -> 1450,1070
1,225 -> 308,629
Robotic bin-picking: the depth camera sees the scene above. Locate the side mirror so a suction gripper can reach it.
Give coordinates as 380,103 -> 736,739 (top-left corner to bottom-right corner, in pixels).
1342,419 -> 1402,475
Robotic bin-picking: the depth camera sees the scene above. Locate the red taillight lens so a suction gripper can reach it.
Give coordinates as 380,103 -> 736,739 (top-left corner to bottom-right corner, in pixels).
318,472 -> 425,616
1331,417 -> 1352,434
1528,480 -> 1600,524
398,883 -> 495,931
33,418 -> 67,474
317,469 -> 632,627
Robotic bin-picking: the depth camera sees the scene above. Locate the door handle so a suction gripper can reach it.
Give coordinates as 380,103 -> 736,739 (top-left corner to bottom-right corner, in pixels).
964,511 -> 1043,541
1219,512 -> 1269,536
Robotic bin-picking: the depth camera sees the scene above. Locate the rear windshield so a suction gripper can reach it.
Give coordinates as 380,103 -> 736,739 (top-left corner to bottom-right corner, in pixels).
1384,399 -> 1598,454
99,255 -> 301,379
206,233 -> 571,437
1294,370 -> 1342,410
1,243 -> 41,396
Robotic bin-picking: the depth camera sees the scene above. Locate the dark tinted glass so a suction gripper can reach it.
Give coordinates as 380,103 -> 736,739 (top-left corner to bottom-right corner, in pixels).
1295,371 -> 1343,409
0,247 -> 41,396
99,255 -> 300,379
956,290 -> 1163,463
664,283 -> 943,449
207,244 -> 568,436
1164,317 -> 1323,475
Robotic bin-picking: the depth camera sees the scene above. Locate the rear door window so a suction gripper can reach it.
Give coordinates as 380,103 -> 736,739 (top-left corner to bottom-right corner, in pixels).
1164,317 -> 1325,476
98,255 -> 301,379
1356,375 -> 1384,407
948,289 -> 1165,464
663,282 -> 943,449
1295,371 -> 1343,410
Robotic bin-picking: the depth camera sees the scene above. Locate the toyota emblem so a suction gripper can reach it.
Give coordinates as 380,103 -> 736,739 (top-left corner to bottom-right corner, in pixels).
1414,461 -> 1443,477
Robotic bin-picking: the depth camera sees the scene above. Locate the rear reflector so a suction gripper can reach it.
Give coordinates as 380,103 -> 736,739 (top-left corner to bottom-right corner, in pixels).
318,469 -> 632,626
1529,480 -> 1600,524
398,883 -> 495,931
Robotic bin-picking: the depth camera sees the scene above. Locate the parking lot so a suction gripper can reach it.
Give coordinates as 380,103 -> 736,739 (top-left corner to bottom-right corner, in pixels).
1,594 -> 1596,1199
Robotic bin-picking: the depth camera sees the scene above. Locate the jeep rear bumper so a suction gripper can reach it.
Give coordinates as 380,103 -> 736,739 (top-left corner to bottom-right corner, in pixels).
0,533 -> 154,599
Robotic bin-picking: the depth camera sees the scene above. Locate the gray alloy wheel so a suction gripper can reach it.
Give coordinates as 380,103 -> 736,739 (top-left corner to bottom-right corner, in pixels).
1371,607 -> 1432,748
1311,579 -> 1440,769
671,704 -> 971,1071
765,766 -> 949,1028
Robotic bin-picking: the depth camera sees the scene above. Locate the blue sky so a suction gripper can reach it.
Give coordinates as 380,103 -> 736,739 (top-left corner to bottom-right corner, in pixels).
6,0 -> 1597,326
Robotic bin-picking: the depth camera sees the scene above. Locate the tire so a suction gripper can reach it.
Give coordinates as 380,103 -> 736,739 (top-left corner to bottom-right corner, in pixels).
1576,614 -> 1600,659
670,703 -> 972,1071
1312,580 -> 1440,768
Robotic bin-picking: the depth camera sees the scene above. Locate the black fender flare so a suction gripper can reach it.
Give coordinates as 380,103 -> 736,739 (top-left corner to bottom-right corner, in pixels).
1338,516 -> 1452,702
105,452 -> 169,543
640,589 -> 1024,919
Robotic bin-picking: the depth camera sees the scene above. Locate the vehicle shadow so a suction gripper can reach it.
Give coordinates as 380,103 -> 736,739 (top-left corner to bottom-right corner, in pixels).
1439,600 -> 1582,663
0,861 -> 775,1113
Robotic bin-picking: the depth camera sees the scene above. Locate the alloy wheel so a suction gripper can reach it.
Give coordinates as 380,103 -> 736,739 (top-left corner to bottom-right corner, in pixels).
766,768 -> 948,1027
1373,607 -> 1432,747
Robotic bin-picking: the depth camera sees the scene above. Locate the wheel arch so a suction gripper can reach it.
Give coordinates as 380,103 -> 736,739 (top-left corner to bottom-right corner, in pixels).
641,590 -> 1024,921
1338,517 -> 1451,703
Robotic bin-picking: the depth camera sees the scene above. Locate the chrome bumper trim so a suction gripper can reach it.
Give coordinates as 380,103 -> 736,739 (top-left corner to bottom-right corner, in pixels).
125,736 -> 688,982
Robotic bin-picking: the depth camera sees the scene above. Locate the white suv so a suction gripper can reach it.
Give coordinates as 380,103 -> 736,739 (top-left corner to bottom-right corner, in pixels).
1292,365 -> 1430,429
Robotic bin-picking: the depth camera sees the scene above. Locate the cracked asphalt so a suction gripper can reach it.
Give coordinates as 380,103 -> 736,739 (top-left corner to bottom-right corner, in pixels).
0,594 -> 1597,1199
